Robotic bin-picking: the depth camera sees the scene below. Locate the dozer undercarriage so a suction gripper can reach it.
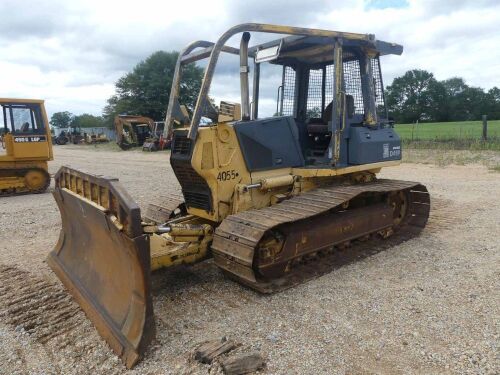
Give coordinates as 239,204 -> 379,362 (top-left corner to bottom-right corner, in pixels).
48,24 -> 431,368
0,166 -> 50,195
213,179 -> 429,291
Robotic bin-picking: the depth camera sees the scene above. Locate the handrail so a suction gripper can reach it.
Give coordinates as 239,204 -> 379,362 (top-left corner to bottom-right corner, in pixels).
164,40 -> 213,137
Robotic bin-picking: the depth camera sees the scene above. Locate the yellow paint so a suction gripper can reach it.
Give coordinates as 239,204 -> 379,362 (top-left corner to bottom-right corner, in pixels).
183,119 -> 401,224
0,98 -> 53,192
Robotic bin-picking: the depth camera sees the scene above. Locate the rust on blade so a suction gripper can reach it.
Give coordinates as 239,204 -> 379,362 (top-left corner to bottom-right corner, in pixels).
47,166 -> 155,368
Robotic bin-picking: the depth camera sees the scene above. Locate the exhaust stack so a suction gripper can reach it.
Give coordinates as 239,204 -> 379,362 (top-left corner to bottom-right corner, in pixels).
240,32 -> 251,121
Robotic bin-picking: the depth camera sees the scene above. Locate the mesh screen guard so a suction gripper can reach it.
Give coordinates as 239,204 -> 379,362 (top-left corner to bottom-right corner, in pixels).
279,54 -> 386,120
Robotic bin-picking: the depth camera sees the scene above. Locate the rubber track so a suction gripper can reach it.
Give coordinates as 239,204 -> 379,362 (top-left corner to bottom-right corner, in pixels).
212,179 -> 430,292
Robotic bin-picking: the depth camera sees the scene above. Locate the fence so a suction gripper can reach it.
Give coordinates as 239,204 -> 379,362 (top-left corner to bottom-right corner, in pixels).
394,119 -> 500,150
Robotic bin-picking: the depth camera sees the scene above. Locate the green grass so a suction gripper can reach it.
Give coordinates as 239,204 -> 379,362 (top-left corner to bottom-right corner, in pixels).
394,120 -> 500,169
395,120 -> 500,139
394,120 -> 500,151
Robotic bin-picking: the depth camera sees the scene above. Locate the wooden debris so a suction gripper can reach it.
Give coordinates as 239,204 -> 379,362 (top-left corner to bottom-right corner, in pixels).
194,338 -> 238,364
221,352 -> 265,375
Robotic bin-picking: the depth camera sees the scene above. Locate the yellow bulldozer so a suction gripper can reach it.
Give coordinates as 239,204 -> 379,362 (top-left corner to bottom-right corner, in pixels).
48,24 -> 430,368
0,98 -> 53,195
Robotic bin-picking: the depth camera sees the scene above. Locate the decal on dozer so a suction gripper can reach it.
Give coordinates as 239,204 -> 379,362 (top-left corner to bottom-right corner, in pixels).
47,167 -> 154,368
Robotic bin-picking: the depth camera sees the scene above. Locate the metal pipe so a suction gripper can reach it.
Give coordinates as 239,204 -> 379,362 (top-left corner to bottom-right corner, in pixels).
157,224 -> 208,236
244,183 -> 262,191
240,32 -> 251,121
244,175 -> 295,191
157,225 -> 172,233
252,60 -> 260,119
164,40 -> 214,138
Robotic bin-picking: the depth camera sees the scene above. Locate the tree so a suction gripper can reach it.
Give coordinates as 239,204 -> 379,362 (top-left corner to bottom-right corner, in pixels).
385,71 -> 497,123
103,51 -> 204,126
50,111 -> 74,128
385,69 -> 440,123
453,86 -> 488,121
438,77 -> 468,121
306,106 -> 322,119
485,87 -> 500,120
427,79 -> 449,122
71,114 -> 105,128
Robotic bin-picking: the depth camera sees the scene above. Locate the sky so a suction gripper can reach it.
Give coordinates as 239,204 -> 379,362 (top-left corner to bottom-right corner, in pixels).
1,0 -> 499,118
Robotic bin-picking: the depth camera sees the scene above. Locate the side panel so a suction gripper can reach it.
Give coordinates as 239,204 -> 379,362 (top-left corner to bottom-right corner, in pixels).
173,125 -> 253,222
233,117 -> 305,171
348,126 -> 401,165
12,135 -> 51,159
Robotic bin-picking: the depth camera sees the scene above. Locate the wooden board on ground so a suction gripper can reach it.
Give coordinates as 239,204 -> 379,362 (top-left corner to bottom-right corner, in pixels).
222,352 -> 265,375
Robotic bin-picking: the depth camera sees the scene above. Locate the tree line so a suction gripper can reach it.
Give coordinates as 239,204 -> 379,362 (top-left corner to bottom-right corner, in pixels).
385,69 -> 500,123
50,51 -> 499,128
50,111 -> 106,129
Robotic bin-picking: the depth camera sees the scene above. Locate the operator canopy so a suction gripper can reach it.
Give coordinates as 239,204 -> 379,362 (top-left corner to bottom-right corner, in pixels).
165,23 -> 403,139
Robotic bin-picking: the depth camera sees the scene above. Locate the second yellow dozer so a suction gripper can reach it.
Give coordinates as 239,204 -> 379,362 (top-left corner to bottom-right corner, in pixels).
0,98 -> 53,195
48,24 -> 430,368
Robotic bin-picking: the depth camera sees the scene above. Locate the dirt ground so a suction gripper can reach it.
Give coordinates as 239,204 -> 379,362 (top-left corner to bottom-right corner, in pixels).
0,145 -> 498,375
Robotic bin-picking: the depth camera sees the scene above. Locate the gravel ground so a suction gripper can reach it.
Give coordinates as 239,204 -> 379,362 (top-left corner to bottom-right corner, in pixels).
0,145 -> 498,375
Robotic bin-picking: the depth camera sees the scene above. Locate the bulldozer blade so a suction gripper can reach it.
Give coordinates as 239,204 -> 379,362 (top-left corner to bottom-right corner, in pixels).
47,166 -> 154,368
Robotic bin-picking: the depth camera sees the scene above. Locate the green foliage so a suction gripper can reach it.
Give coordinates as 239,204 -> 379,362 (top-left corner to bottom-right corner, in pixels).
71,113 -> 105,128
385,70 -> 438,123
386,70 -> 500,123
103,51 -> 203,126
50,111 -> 73,128
306,106 -> 322,119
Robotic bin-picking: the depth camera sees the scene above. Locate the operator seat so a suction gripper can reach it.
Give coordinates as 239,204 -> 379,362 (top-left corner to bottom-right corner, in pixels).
305,96 -> 355,157
20,122 -> 31,132
306,95 -> 355,135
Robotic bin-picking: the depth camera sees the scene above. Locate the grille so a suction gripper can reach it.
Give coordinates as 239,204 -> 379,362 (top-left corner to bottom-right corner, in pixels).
173,166 -> 207,189
343,59 -> 364,115
306,68 -> 323,119
281,66 -> 296,116
371,57 -> 387,119
170,131 -> 213,212
325,64 -> 334,109
172,132 -> 191,155
183,191 -> 211,212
